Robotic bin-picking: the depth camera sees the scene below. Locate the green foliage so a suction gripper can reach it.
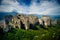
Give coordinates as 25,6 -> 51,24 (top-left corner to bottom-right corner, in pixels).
0,24 -> 60,40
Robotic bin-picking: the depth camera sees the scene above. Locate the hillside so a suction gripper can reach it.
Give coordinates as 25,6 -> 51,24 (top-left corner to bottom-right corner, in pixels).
0,24 -> 60,40
0,13 -> 60,40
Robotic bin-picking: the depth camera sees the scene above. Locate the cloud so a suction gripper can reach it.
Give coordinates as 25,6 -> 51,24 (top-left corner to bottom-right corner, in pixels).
0,0 -> 17,12
28,0 -> 60,15
0,0 -> 60,15
0,0 -> 29,14
40,7 -> 60,15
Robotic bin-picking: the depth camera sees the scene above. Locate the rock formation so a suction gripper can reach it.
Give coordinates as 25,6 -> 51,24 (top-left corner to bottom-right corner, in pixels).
3,15 -> 13,32
38,15 -> 51,28
3,14 -> 57,31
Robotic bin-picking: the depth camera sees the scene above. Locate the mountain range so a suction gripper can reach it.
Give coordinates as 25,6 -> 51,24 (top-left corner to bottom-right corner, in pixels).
0,12 -> 60,21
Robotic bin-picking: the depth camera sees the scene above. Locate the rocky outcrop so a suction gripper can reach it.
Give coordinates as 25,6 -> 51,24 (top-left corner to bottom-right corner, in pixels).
40,16 -> 51,26
28,15 -> 38,25
51,19 -> 57,25
38,15 -> 57,28
3,14 -> 57,31
38,16 -> 51,28
4,14 -> 39,30
3,15 -> 13,32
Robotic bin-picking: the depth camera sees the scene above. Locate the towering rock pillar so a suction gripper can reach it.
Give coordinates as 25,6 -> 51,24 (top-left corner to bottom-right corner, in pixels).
13,16 -> 21,29
4,19 -> 7,28
24,17 -> 29,30
3,15 -> 13,32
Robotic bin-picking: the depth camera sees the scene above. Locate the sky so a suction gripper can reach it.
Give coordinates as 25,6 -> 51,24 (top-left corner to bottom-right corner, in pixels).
0,0 -> 60,15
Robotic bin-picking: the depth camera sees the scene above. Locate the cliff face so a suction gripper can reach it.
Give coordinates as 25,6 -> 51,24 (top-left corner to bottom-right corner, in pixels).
3,14 -> 57,31
4,14 -> 38,31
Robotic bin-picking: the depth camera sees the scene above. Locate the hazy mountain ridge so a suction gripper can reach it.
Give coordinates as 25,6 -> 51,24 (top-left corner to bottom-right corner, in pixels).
0,12 -> 17,20
0,12 -> 60,21
30,14 -> 60,19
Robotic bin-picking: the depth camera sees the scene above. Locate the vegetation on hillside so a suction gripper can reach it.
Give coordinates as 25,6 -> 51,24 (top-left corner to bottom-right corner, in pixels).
0,24 -> 60,40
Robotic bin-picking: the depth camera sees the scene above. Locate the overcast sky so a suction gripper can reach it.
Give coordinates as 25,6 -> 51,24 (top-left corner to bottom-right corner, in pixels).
0,0 -> 60,15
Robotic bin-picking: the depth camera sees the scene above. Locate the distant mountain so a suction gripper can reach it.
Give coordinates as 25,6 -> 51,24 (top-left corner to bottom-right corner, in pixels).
0,12 -> 60,21
0,12 -> 17,21
49,15 -> 60,19
32,14 -> 60,20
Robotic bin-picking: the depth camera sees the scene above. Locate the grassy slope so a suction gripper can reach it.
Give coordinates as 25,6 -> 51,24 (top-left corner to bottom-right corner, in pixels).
0,24 -> 60,40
